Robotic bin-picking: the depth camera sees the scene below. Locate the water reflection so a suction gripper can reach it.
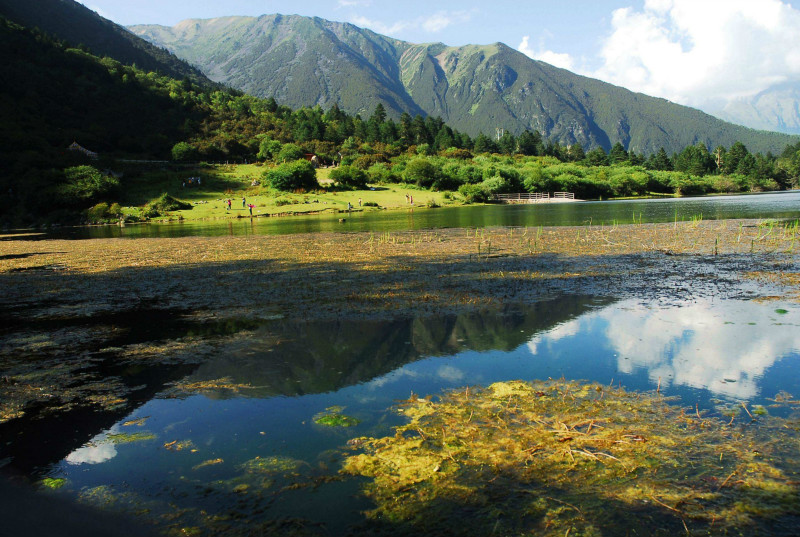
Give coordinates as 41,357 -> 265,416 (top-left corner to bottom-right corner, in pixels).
3,295 -> 800,535
530,298 -> 800,401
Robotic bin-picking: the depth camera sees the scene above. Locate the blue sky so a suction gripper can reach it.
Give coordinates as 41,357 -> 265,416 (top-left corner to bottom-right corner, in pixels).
78,0 -> 800,113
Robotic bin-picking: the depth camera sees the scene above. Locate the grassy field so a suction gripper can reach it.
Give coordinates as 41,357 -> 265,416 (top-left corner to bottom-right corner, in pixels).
118,163 -> 459,221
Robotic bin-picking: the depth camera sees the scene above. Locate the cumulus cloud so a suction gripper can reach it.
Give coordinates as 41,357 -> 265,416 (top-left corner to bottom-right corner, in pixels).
590,0 -> 800,108
518,35 -> 576,71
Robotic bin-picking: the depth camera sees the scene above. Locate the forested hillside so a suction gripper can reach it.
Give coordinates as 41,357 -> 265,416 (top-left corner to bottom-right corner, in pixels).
131,14 -> 800,155
0,0 -> 213,86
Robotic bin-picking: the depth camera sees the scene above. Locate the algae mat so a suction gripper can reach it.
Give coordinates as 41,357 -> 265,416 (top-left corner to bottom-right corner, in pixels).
343,379 -> 800,536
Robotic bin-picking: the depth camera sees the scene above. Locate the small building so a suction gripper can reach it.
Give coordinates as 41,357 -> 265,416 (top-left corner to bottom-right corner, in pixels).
68,141 -> 99,159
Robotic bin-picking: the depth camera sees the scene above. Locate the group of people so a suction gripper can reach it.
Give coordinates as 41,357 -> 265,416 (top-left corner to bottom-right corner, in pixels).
181,177 -> 202,188
225,197 -> 256,216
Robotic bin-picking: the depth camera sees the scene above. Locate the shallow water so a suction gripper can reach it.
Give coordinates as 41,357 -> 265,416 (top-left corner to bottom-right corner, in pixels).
3,295 -> 799,534
9,190 -> 800,240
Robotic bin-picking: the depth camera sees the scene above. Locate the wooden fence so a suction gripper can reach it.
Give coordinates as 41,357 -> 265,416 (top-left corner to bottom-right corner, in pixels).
494,192 -> 575,203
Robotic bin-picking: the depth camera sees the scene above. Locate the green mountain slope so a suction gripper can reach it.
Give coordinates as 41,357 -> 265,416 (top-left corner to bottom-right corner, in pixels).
132,14 -> 424,119
0,0 -> 214,86
132,15 -> 798,154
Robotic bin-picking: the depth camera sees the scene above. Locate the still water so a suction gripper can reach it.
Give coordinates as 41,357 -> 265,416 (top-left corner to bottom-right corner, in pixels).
6,295 -> 799,534
13,190 -> 800,240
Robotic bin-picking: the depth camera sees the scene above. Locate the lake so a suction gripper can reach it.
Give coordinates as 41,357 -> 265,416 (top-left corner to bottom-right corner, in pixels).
9,190 -> 800,240
3,294 -> 799,535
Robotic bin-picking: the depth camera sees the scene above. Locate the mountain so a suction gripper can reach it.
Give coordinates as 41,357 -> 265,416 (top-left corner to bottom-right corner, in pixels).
711,82 -> 800,135
130,14 -> 798,155
0,0 -> 214,87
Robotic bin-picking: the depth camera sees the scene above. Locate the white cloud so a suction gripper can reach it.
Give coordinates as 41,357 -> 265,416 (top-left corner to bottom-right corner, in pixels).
518,35 -> 576,71
349,15 -> 410,36
590,0 -> 800,108
337,0 -> 372,8
349,10 -> 472,37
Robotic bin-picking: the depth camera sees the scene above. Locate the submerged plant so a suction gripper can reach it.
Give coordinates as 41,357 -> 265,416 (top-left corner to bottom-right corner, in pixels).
342,379 -> 800,536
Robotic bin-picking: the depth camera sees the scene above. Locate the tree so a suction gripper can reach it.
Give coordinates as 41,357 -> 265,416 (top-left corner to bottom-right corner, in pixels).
257,138 -> 282,160
473,133 -> 498,154
171,141 -> 198,162
263,160 -> 318,191
403,158 -> 440,187
584,147 -> 608,166
608,142 -> 628,164
277,143 -> 305,162
60,166 -> 119,206
647,148 -> 673,171
568,142 -> 585,162
517,130 -> 543,156
330,165 -> 368,189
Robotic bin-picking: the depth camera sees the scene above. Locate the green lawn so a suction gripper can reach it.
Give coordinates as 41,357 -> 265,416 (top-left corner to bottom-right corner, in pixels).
119,164 -> 460,221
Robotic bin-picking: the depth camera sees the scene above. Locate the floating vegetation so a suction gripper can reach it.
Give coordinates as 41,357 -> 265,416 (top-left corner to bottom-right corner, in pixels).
39,477 -> 66,490
122,417 -> 149,427
193,458 -> 224,471
313,406 -> 361,427
106,431 -> 157,444
163,439 -> 195,452
342,379 -> 800,536
238,455 -> 304,475
167,377 -> 257,396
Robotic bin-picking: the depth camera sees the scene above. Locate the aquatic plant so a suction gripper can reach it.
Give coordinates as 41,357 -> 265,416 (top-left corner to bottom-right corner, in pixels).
314,406 -> 361,427
342,379 -> 800,536
39,477 -> 66,490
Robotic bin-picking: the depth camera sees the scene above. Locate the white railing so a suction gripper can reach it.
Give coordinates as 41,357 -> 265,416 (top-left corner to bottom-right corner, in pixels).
494,192 -> 575,203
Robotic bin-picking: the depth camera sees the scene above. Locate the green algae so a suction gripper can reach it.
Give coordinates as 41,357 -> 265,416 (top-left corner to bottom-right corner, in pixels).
106,431 -> 157,444
238,455 -> 303,475
342,379 -> 800,536
39,477 -> 66,490
313,406 -> 360,427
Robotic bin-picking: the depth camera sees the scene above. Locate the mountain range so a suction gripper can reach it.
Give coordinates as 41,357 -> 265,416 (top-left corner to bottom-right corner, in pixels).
0,0 -> 797,156
130,13 -> 798,155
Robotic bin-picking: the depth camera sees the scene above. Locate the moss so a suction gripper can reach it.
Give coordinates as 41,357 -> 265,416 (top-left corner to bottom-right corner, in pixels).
238,455 -> 303,474
314,406 -> 361,427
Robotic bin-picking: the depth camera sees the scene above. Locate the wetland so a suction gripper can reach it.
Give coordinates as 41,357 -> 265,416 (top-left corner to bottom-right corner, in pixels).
1,218 -> 800,536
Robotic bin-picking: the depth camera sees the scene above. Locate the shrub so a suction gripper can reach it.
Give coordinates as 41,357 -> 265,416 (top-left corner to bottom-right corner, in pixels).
142,193 -> 193,218
403,158 -> 440,187
87,202 -> 110,222
458,183 -> 490,203
330,166 -> 369,189
352,154 -> 388,170
362,201 -> 379,207
276,143 -> 305,163
171,142 -> 199,162
263,160 -> 318,191
60,166 -> 120,206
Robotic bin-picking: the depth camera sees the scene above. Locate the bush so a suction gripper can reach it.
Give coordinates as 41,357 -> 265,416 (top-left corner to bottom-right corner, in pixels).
403,158 -> 440,187
277,143 -> 305,163
86,202 -> 110,222
60,166 -> 120,206
362,201 -> 379,207
458,183 -> 490,203
142,193 -> 193,218
352,154 -> 388,170
330,166 -> 368,189
171,142 -> 199,162
257,138 -> 282,160
263,160 -> 318,191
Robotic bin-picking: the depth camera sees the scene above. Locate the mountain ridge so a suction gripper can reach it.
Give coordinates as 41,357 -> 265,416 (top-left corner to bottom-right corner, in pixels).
0,0 -> 215,87
130,14 -> 798,155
